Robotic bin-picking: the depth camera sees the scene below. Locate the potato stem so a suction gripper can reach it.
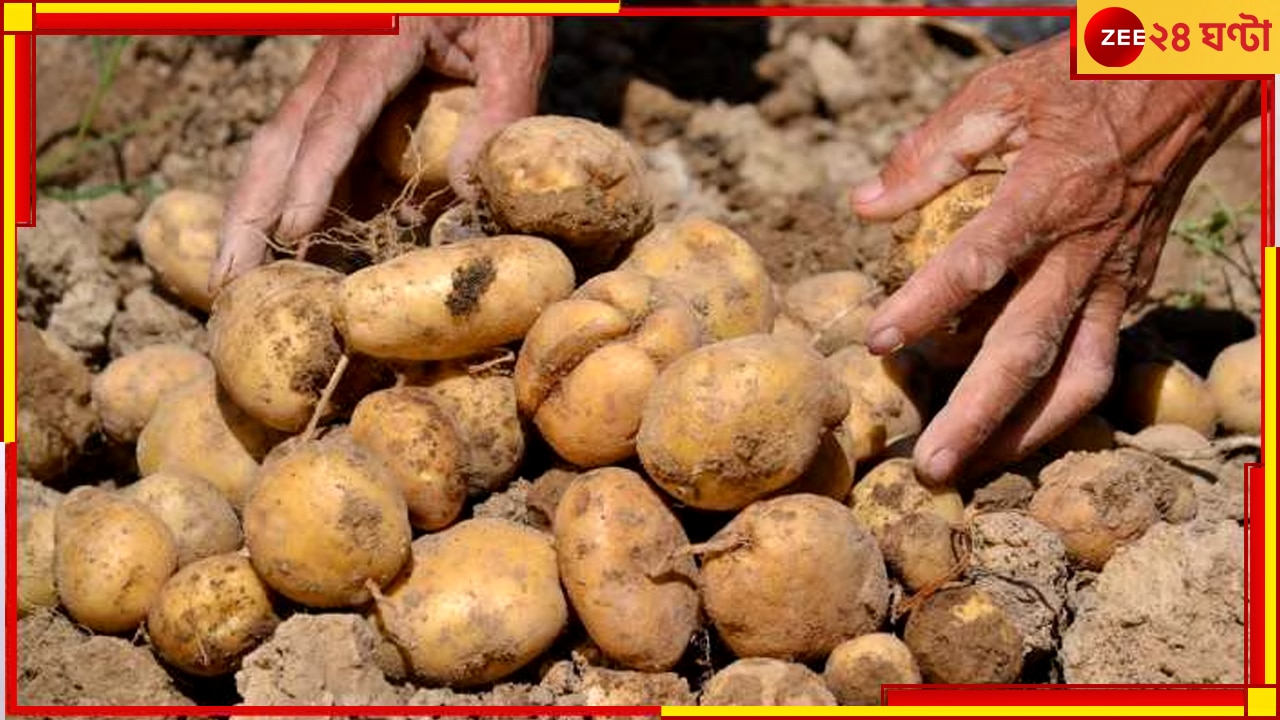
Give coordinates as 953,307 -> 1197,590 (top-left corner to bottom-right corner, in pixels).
302,353 -> 351,443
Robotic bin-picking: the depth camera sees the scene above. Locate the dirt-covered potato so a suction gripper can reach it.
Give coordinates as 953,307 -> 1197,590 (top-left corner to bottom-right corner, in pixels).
336,235 -> 575,361
882,511 -> 962,593
147,553 -> 280,677
475,115 -> 654,265
621,217 -> 777,342
92,344 -> 214,443
517,270 -> 703,467
903,586 -> 1024,684
16,322 -> 98,482
637,335 -> 849,511
774,429 -> 857,503
699,494 -> 890,661
122,472 -> 243,567
373,518 -> 568,687
374,79 -> 476,189
554,468 -> 699,671
349,387 -> 467,531
55,488 -> 179,634
699,658 -> 837,706
849,457 -> 964,544
777,270 -> 882,354
1207,335 -> 1261,434
828,344 -> 929,462
244,432 -> 410,608
429,203 -> 486,246
1120,360 -> 1218,437
135,188 -> 222,312
824,633 -> 922,706
136,373 -> 279,511
18,506 -> 59,616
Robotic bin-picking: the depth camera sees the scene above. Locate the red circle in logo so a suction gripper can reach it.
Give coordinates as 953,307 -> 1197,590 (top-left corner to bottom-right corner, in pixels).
1084,7 -> 1145,67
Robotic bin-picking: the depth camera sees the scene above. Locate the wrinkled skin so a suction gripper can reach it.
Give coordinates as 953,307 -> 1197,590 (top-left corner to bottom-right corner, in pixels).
851,33 -> 1260,487
211,18 -> 552,288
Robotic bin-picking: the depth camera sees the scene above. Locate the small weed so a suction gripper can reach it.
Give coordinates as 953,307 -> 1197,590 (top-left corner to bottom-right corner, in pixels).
1169,192 -> 1262,307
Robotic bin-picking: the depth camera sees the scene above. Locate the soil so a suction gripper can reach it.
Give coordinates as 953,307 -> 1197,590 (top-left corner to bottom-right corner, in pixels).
17,12 -> 1261,708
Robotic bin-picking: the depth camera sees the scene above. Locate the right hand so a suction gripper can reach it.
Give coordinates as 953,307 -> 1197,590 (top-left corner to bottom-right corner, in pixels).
210,17 -> 553,292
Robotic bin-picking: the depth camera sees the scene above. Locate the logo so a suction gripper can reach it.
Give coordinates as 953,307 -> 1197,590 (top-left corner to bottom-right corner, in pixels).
1084,7 -> 1146,67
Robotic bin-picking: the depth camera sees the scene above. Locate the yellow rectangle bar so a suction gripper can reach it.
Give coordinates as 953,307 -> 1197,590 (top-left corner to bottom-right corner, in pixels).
37,3 -> 620,14
661,707 -> 1243,717
4,2 -> 33,31
1266,246 -> 1277,685
1076,0 -> 1280,74
4,35 -> 15,445
1248,687 -> 1276,716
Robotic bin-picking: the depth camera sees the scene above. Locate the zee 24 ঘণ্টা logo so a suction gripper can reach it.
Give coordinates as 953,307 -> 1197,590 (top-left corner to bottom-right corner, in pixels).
1084,6 -> 1272,67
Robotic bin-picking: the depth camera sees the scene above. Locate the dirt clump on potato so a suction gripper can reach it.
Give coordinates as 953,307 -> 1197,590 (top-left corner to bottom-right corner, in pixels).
700,658 -> 837,706
16,321 -> 98,482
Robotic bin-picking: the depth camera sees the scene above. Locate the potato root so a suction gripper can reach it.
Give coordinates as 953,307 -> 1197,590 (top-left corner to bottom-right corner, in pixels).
136,189 -> 222,312
92,344 -> 214,443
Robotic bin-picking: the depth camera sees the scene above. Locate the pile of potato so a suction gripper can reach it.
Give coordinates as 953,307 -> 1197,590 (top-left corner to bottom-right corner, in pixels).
17,83 -> 1263,706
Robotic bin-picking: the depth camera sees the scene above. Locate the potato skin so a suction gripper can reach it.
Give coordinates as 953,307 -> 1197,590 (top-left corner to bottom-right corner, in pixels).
637,335 -> 850,511
554,468 -> 699,671
373,518 -> 568,687
147,553 -> 280,677
243,434 -> 412,608
92,344 -> 214,443
336,235 -> 575,361
123,471 -> 243,567
1207,336 -> 1261,434
136,189 -> 222,312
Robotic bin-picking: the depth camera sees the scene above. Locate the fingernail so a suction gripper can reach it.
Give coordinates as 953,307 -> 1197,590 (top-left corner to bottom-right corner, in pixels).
866,326 -> 905,354
850,177 -> 885,205
923,448 -> 958,485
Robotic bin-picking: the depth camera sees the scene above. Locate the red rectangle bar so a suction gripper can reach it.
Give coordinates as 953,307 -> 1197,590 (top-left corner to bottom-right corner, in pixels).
32,13 -> 399,34
885,687 -> 1248,707
14,32 -> 33,226
1248,464 -> 1264,683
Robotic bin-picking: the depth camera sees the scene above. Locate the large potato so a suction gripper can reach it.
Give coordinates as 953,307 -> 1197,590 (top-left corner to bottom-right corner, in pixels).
244,433 -> 412,608
554,468 -> 699,671
136,373 -> 279,510
373,518 -> 568,687
828,344 -> 929,462
374,79 -> 476,190
122,471 -> 243,567
1207,335 -> 1261,434
517,270 -> 703,467
637,335 -> 849,511
621,217 -> 777,342
55,488 -> 179,634
699,494 -> 890,661
136,189 -> 221,312
336,235 -> 575,361
92,344 -> 214,443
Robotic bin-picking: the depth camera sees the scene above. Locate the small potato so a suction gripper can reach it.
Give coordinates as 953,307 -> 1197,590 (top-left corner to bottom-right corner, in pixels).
881,511 -> 961,593
1120,360 -> 1218,437
554,468 -> 699,671
849,458 -> 964,544
700,658 -> 836,706
122,471 -> 243,567
699,494 -> 890,661
244,433 -> 412,608
349,387 -> 467,531
18,506 -> 59,616
637,335 -> 849,511
373,79 -> 476,189
824,633 -> 922,706
92,344 -> 214,443
429,204 -> 486,246
516,270 -> 703,467
827,345 -> 929,462
904,586 -> 1024,684
336,235 -> 575,361
476,115 -> 654,264
779,271 -> 882,354
136,189 -> 221,312
136,373 -> 279,510
621,217 -> 777,342
373,518 -> 568,687
209,260 -> 348,433
55,487 -> 179,634
147,553 -> 280,677
1207,335 -> 1261,434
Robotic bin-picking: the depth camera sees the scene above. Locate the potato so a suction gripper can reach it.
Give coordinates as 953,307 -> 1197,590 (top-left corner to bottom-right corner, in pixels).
122,471 -> 243,567
92,344 -> 214,443
349,387 -> 467,531
828,344 -> 929,462
774,429 -> 856,503
475,115 -> 654,264
779,271 -> 882,354
244,433 -> 412,608
429,203 -> 486,246
824,633 -> 922,706
135,189 -> 222,312
554,468 -> 699,671
373,518 -> 568,687
18,506 -> 59,616
147,553 -> 280,677
903,586 -> 1024,684
1119,360 -> 1218,437
621,217 -> 777,342
336,235 -> 575,361
637,335 -> 849,511
136,373 -> 279,511
55,487 -> 179,634
16,322 -> 97,482
700,658 -> 837,706
208,260 -> 347,433
374,79 -> 476,189
699,494 -> 890,661
1207,335 -> 1261,434
517,270 -> 703,467
849,458 -> 964,544
881,511 -> 961,593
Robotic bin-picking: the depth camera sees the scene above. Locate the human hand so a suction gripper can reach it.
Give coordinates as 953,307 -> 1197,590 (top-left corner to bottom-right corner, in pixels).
210,17 -> 553,290
850,33 -> 1260,487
